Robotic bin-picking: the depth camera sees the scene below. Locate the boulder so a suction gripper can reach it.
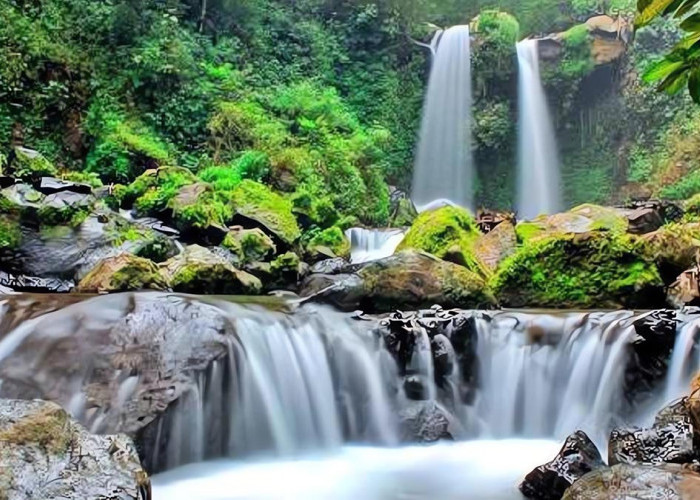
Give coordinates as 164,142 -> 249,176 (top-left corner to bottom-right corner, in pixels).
520,431 -> 604,500
301,251 -> 495,313
668,266 -> 700,307
168,182 -> 228,244
36,190 -> 94,225
562,463 -> 700,499
77,254 -> 169,293
224,227 -> 276,264
516,204 -> 628,242
310,257 -> 348,275
0,184 -> 44,213
472,220 -> 517,272
0,399 -> 150,500
492,231 -> 665,309
0,270 -> 73,293
11,147 -> 58,181
640,223 -> 700,283
388,187 -> 417,227
397,206 -> 486,275
306,226 -> 350,260
160,244 -> 262,295
37,176 -> 92,195
398,400 -> 459,443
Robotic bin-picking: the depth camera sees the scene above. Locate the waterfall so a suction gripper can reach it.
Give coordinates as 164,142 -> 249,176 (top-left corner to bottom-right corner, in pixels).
412,25 -> 474,211
516,39 -> 562,220
346,228 -> 405,264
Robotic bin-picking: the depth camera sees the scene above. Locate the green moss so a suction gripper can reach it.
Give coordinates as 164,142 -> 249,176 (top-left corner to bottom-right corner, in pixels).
231,180 -> 301,244
61,171 -> 103,189
122,167 -> 198,216
37,204 -> 90,227
169,184 -> 232,235
0,215 -> 21,250
238,228 -> 276,263
12,147 -> 58,181
492,232 -> 664,308
307,226 -> 350,258
398,206 -> 485,275
638,222 -> 700,279
78,254 -> 168,292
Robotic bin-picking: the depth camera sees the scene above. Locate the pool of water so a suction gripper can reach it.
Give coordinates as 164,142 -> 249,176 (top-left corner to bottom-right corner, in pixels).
152,439 -> 561,500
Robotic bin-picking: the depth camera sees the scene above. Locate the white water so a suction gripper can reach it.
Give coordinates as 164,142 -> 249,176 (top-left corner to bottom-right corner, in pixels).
152,440 -> 561,500
346,228 -> 405,264
516,40 -> 562,220
412,25 -> 474,211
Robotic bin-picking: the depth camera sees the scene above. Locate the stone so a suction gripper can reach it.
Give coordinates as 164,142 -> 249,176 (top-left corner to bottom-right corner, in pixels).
0,184 -> 44,212
0,270 -> 73,293
168,183 -> 228,244
77,254 -> 169,293
160,244 -> 262,295
224,227 -> 276,264
520,431 -> 604,500
310,257 -> 348,275
562,463 -> 700,500
37,176 -> 92,195
669,266 -> 700,308
11,147 -> 57,181
398,400 -> 459,443
0,398 -> 150,500
472,220 -> 517,272
516,204 -> 628,242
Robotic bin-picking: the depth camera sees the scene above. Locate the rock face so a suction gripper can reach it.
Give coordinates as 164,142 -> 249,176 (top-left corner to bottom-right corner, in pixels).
520,431 -> 604,500
0,399 -> 150,500
562,463 -> 700,500
301,251 -> 495,312
161,244 -> 262,295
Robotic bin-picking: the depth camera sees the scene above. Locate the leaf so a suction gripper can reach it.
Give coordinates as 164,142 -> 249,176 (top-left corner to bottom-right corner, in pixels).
673,30 -> 700,49
659,67 -> 690,93
680,12 -> 700,31
636,0 -> 679,27
643,58 -> 686,82
689,66 -> 700,102
675,0 -> 700,17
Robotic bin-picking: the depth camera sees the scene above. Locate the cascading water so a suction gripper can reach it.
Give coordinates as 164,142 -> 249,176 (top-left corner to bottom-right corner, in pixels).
516,39 -> 562,220
1,294 -> 699,498
412,25 -> 474,211
345,227 -> 405,264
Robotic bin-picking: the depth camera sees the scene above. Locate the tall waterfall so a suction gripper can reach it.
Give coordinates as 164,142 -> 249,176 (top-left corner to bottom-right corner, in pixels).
516,39 -> 562,220
412,25 -> 474,211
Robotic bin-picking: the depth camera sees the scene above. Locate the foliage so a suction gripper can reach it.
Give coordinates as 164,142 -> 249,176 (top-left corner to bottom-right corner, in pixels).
0,215 -> 21,250
306,226 -> 351,258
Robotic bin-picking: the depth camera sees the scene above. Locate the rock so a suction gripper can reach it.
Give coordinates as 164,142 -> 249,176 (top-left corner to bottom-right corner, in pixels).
0,398 -> 150,500
516,204 -> 628,242
230,180 -> 301,246
399,400 -> 459,443
77,254 -> 169,293
224,227 -> 276,264
0,270 -> 73,293
168,183 -> 228,244
37,176 -> 92,195
310,257 -> 348,275
161,244 -> 262,295
492,231 -> 665,309
640,223 -> 700,282
388,188 -> 417,227
306,227 -> 350,260
397,206 -> 486,276
625,207 -> 664,235
1,184 -> 44,213
608,399 -> 695,466
473,220 -> 517,272
37,190 -> 94,225
669,266 -> 700,307
127,216 -> 180,238
562,463 -> 700,500
301,251 -> 495,313
520,431 -> 604,500
11,147 -> 58,181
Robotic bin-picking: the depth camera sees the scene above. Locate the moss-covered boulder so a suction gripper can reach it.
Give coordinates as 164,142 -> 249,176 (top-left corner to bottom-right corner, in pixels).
473,220 -> 517,272
36,191 -> 93,227
231,180 -> 301,245
397,206 -> 485,275
390,197 -> 418,227
77,254 -> 169,293
516,204 -> 628,242
301,250 -> 496,312
114,166 -> 197,214
492,232 -> 664,309
0,215 -> 21,252
168,182 -> 230,243
639,222 -> 700,282
161,244 -> 262,295
223,227 -> 276,264
11,147 -> 58,181
306,226 -> 350,260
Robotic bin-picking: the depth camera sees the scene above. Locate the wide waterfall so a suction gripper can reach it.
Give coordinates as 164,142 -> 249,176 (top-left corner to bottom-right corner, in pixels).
346,228 -> 406,264
516,39 -> 562,220
412,25 -> 474,211
0,294 -> 698,497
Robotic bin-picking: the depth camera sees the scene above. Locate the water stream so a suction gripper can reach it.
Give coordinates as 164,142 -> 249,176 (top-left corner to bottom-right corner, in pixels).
346,228 -> 405,264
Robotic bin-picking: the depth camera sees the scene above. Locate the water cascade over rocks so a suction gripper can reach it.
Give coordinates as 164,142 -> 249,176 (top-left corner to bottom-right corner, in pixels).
412,25 -> 474,211
1,294 -> 700,497
346,227 -> 406,264
516,39 -> 562,220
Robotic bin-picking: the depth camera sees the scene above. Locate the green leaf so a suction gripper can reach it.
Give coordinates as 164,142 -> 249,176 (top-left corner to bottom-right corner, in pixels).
636,0 -> 679,27
680,12 -> 700,31
673,30 -> 700,49
675,0 -> 700,17
689,66 -> 700,102
643,58 -> 686,82
659,67 -> 690,93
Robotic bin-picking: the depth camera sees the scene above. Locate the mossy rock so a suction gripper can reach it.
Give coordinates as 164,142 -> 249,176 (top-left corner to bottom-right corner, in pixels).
11,147 -> 58,182
397,206 -> 486,275
224,227 -> 276,264
390,197 -> 418,227
0,215 -> 21,251
161,244 -> 262,295
473,221 -> 517,272
77,254 -> 169,293
492,232 -> 664,309
516,204 -> 628,243
231,180 -> 301,245
117,166 -> 197,214
168,182 -> 230,243
0,184 -> 44,216
306,226 -> 350,260
358,250 -> 495,312
36,192 -> 94,227
638,222 -> 700,282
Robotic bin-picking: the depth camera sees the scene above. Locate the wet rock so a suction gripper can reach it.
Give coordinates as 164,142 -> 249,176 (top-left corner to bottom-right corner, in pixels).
431,334 -> 455,382
77,254 -> 169,293
399,400 -> 458,443
0,398 -> 150,500
299,273 -> 366,311
0,270 -> 73,293
472,219 -> 517,272
161,244 -> 262,295
388,187 -> 417,227
310,257 -> 348,275
129,216 -> 180,238
609,399 -> 695,466
37,176 -> 92,195
1,183 -> 44,213
640,222 -> 700,282
669,266 -> 700,307
562,463 -> 700,500
520,431 -> 604,500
